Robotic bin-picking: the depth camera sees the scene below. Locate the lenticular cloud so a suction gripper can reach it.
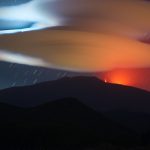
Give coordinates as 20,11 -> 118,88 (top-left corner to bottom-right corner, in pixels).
0,0 -> 150,72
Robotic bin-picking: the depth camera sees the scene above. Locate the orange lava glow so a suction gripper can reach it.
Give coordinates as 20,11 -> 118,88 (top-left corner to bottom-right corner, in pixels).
97,68 -> 150,91
103,69 -> 134,86
109,72 -> 131,85
96,68 -> 150,91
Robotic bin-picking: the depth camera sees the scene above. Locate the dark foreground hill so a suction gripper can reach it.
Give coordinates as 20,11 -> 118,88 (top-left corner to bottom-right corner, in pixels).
0,98 -> 138,150
0,77 -> 150,149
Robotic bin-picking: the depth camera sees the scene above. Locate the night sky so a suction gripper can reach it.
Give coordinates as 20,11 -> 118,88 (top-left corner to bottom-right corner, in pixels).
0,61 -> 88,89
0,0 -> 150,91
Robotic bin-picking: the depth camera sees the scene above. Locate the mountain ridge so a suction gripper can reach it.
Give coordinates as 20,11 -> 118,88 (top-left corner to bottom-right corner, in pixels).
0,97 -> 138,149
0,76 -> 150,113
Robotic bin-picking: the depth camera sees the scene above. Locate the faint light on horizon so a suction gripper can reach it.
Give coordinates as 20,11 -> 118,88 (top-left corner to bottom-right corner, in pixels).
104,79 -> 108,83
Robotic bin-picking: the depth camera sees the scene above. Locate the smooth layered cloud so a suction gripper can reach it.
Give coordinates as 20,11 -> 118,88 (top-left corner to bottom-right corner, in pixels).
0,0 -> 150,72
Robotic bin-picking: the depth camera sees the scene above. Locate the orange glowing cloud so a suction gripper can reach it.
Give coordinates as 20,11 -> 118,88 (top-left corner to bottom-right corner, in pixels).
0,30 -> 150,72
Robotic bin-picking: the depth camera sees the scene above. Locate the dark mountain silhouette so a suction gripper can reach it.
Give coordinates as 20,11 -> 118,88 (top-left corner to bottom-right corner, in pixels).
0,102 -> 22,121
0,76 -> 150,114
0,98 -> 137,149
103,110 -> 150,134
0,77 -> 150,149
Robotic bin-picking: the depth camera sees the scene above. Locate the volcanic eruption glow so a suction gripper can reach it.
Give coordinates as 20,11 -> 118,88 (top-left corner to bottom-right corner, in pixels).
108,71 -> 132,86
98,68 -> 150,91
101,69 -> 134,87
